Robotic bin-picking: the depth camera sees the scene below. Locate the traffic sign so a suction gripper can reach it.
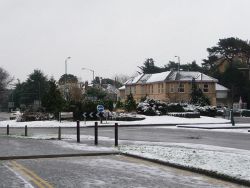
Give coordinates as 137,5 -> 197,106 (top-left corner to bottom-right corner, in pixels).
97,105 -> 104,112
82,112 -> 105,118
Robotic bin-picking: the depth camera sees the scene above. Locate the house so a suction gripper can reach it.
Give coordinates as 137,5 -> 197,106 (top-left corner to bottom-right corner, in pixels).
118,71 -> 219,106
215,83 -> 229,107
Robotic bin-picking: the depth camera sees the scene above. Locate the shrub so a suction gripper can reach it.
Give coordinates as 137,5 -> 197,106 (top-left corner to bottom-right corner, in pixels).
137,99 -> 184,116
241,110 -> 250,117
196,106 -> 217,117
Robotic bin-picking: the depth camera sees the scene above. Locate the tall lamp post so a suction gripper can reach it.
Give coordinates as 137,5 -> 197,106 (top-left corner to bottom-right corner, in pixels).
64,56 -> 71,100
82,67 -> 95,83
175,56 -> 181,102
175,56 -> 180,72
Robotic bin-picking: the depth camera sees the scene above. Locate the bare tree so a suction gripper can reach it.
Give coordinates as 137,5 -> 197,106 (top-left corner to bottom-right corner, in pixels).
112,74 -> 130,84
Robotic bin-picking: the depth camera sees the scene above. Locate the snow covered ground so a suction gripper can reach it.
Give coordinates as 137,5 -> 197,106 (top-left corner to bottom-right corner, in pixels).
177,123 -> 250,129
13,133 -> 250,183
0,115 -> 232,128
119,142 -> 250,182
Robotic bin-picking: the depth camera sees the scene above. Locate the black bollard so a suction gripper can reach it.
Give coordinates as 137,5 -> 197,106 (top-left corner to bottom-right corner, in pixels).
95,122 -> 98,145
230,110 -> 235,126
7,124 -> 9,135
77,120 -> 80,143
58,126 -> 61,140
25,125 -> 28,136
115,123 -> 118,147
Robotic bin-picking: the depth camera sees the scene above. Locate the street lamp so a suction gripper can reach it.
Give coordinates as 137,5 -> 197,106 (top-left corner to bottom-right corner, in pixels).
82,67 -> 95,83
64,56 -> 71,100
175,56 -> 180,72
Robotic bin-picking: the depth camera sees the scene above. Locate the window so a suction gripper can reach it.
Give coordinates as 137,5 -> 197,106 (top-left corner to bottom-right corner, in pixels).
161,83 -> 164,93
170,84 -> 174,93
158,83 -> 161,93
151,85 -> 154,93
178,83 -> 185,93
203,84 -> 208,92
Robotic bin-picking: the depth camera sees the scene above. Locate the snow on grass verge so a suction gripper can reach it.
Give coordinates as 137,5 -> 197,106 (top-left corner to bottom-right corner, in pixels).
0,115 -> 230,128
118,143 -> 250,182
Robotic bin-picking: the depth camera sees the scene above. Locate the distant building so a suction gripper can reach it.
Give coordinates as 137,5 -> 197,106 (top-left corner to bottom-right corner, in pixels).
118,71 -> 222,106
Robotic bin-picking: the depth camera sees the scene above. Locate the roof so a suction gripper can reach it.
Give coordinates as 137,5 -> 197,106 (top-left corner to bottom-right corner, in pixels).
124,71 -> 217,85
168,71 -> 218,82
124,74 -> 143,85
146,71 -> 171,83
118,85 -> 125,90
216,83 -> 229,91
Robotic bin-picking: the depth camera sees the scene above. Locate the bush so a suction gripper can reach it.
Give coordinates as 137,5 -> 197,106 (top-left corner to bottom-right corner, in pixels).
137,99 -> 184,116
196,106 -> 217,117
168,112 -> 200,118
241,110 -> 250,117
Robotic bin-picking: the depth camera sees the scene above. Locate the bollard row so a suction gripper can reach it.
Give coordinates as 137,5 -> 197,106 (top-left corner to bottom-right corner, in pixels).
5,121 -> 119,146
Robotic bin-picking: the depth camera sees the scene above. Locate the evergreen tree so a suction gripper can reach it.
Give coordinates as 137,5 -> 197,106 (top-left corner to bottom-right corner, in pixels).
0,67 -> 13,110
138,58 -> 163,74
190,78 -> 210,106
124,93 -> 137,112
42,79 -> 65,114
12,69 -> 49,108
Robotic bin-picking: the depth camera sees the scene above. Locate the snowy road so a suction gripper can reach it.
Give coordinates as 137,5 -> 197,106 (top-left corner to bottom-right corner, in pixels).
1,156 -> 246,188
1,126 -> 249,150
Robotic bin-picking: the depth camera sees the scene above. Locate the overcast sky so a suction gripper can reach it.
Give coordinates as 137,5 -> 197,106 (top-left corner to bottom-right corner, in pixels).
0,0 -> 250,83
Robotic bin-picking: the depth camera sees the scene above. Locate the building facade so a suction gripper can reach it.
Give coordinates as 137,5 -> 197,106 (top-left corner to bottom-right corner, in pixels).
118,71 -> 218,106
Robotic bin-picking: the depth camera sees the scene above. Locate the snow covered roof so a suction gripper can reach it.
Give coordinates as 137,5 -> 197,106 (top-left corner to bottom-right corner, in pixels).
124,74 -> 143,85
146,71 -> 171,83
168,71 -> 218,82
216,83 -> 229,91
119,85 -> 125,90
126,72 -> 172,85
124,71 -> 217,86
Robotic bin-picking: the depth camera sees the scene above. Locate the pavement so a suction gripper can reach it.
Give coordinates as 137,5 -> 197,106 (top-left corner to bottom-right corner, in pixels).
0,136 -> 118,160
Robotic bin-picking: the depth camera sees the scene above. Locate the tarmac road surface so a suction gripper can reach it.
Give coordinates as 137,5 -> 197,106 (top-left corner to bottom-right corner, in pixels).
1,126 -> 249,150
1,155 -> 246,188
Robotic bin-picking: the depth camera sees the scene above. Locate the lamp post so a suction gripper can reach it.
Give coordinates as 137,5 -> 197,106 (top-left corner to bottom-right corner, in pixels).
175,56 -> 180,72
82,67 -> 95,83
64,56 -> 71,100
175,56 -> 181,102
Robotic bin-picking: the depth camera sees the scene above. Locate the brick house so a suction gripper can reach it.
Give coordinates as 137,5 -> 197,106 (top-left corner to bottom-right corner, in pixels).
118,71 -> 218,106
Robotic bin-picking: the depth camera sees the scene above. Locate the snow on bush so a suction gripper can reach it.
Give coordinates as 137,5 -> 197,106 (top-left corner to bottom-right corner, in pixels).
137,99 -> 217,117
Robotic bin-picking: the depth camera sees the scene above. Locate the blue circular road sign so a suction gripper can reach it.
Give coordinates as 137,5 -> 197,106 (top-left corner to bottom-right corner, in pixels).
97,105 -> 104,112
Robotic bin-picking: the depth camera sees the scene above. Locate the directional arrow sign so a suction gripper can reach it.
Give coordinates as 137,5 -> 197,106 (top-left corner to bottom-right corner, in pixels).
96,112 -> 104,118
96,112 -> 100,118
82,112 -> 87,118
89,112 -> 94,118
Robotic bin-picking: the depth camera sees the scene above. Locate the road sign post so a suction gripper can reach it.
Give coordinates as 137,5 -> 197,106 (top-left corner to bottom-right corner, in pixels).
83,112 -> 87,124
97,105 -> 104,124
